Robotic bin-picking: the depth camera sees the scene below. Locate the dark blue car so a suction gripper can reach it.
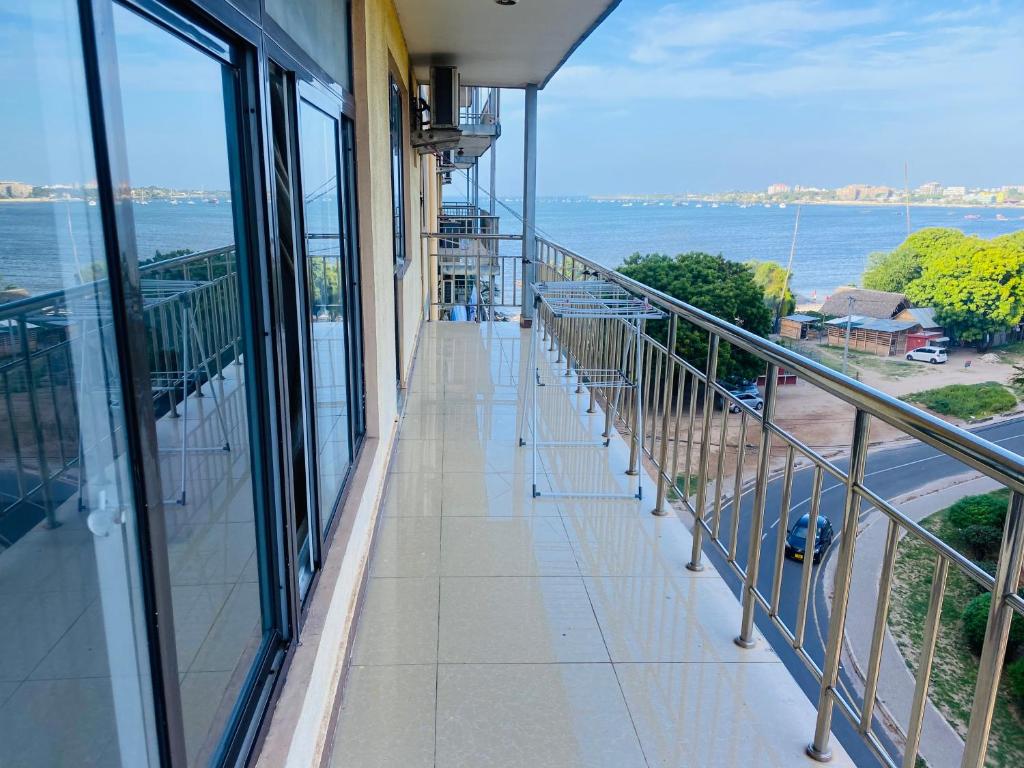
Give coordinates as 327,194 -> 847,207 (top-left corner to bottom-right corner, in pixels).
785,513 -> 834,564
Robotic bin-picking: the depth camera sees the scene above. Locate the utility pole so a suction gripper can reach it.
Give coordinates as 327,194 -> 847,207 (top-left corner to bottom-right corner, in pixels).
778,205 -> 801,331
843,295 -> 855,374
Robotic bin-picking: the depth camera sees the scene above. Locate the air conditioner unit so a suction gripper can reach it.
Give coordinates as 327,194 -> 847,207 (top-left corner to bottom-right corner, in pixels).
411,66 -> 462,153
430,66 -> 460,129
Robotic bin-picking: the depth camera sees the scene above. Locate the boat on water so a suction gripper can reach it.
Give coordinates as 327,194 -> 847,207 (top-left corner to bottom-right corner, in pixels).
87,200 -> 97,206
695,203 -> 702,208
779,202 -> 787,208
995,213 -> 1009,221
964,213 -> 981,220
711,203 -> 719,208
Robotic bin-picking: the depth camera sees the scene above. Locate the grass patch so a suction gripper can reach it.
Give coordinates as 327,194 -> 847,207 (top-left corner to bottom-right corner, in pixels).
668,473 -> 702,500
888,492 -> 1024,767
902,382 -> 1018,420
793,341 -> 918,380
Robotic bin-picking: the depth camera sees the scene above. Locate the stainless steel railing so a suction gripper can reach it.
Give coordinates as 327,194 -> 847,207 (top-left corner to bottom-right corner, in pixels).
0,246 -> 240,544
425,231 -> 523,318
533,235 -> 1024,768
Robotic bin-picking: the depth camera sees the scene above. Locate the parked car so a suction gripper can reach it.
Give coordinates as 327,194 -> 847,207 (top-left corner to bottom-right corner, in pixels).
728,391 -> 764,413
784,513 -> 834,564
905,346 -> 948,364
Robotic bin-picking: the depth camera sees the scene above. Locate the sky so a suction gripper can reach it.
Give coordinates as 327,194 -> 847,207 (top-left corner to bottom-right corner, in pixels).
3,1 -> 1022,197
487,0 -> 1024,197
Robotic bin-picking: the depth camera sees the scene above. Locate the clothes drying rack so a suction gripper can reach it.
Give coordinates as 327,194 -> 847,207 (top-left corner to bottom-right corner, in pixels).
518,280 -> 664,500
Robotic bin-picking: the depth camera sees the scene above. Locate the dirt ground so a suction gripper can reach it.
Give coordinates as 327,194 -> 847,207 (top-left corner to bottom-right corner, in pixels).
654,341 -> 1022,498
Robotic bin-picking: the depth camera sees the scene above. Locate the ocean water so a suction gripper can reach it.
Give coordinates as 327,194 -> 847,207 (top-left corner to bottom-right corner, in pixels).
526,200 -> 1024,298
2,198 -> 1022,299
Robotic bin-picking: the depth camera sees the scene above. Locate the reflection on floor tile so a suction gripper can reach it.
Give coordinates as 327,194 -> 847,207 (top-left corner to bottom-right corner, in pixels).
440,472 -> 557,517
351,578 -> 439,666
584,576 -> 776,663
438,576 -> 607,664
370,517 -> 440,577
436,664 -> 646,768
440,517 -> 578,576
616,662 -> 855,767
331,665 -> 436,768
0,677 -> 124,766
381,471 -> 443,518
561,513 -> 716,577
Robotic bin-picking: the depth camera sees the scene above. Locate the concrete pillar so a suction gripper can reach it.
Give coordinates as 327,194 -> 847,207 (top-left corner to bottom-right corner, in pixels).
520,83 -> 538,326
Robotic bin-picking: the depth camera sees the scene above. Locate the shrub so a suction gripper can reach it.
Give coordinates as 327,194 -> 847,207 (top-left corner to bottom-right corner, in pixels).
960,524 -> 1004,561
1007,658 -> 1024,707
948,493 -> 1008,533
961,593 -> 1024,656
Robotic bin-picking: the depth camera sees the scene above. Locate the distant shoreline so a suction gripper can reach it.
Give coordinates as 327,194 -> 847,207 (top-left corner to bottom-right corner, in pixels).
586,198 -> 1024,211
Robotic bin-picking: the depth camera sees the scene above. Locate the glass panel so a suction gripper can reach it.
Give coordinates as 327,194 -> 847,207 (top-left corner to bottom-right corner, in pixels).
389,75 -> 406,267
111,5 -> 267,764
298,99 -> 352,530
269,63 -> 314,591
0,3 -> 159,766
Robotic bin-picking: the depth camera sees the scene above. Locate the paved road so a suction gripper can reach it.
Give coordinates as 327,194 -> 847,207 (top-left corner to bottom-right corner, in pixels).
698,416 -> 1024,768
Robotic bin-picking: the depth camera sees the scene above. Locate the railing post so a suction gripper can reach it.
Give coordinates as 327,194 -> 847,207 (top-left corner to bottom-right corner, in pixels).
519,83 -> 537,327
653,316 -> 677,516
807,407 -> 872,762
735,361 -> 779,646
686,332 -> 720,572
961,489 -> 1024,768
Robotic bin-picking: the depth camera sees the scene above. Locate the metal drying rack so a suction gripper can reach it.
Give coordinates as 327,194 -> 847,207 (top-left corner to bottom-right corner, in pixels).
518,280 -> 664,499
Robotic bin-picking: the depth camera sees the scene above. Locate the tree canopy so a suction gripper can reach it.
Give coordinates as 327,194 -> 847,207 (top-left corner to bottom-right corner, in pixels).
747,260 -> 795,318
617,252 -> 772,381
861,227 -> 1024,348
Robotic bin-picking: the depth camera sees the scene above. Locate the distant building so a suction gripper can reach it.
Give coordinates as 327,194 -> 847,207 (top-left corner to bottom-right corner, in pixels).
825,316 -> 920,356
819,287 -> 911,320
837,184 -> 893,201
0,181 -> 32,199
943,186 -> 966,199
767,183 -> 790,195
915,181 -> 942,196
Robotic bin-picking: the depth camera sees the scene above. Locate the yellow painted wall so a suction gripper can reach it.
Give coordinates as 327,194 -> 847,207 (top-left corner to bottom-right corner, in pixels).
351,0 -> 436,440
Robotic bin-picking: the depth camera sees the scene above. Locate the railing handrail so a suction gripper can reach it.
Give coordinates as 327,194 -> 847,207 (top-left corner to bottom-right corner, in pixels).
0,245 -> 235,320
535,235 -> 1024,494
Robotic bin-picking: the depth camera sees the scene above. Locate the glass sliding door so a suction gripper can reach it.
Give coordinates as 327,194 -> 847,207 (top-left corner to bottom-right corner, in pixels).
0,3 -> 160,766
268,61 -> 316,597
107,3 -> 276,765
297,91 -> 362,535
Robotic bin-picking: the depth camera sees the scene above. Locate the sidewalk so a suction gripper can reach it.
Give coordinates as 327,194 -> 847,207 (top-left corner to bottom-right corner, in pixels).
843,473 -> 1000,768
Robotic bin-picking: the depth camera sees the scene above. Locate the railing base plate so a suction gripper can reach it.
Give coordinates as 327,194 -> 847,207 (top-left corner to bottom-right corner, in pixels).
733,635 -> 756,649
805,743 -> 832,763
685,561 -> 704,572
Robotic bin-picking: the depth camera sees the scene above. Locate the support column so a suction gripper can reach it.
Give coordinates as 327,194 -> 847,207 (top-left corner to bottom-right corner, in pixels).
520,83 -> 538,327
489,90 -> 498,216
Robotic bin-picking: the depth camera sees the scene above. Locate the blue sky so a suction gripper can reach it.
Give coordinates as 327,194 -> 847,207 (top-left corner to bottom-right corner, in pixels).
4,1 -> 1022,198
490,0 -> 1024,196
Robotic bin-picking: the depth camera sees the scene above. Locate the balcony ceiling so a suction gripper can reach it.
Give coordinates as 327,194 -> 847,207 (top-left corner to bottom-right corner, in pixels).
394,0 -> 620,88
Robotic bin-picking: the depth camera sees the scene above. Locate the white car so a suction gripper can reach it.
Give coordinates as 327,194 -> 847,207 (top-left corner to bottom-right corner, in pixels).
906,346 -> 948,364
728,391 -> 764,413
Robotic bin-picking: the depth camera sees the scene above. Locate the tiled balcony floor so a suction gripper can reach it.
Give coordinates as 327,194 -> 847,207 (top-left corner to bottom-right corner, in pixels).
328,321 -> 853,768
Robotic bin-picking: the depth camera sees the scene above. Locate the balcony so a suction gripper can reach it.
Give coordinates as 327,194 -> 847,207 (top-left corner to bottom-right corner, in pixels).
323,237 -> 1024,768
328,319 -> 854,767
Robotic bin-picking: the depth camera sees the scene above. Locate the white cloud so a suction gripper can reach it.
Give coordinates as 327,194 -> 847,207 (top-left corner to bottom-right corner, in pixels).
548,3 -> 1024,109
629,1 -> 886,63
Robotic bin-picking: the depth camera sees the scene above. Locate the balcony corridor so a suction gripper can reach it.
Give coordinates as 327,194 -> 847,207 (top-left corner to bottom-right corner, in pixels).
328,321 -> 854,768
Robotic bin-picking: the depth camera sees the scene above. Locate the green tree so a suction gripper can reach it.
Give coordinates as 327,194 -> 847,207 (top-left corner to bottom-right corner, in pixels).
747,260 -> 795,319
617,252 -> 772,381
904,231 -> 1024,348
862,249 -> 924,292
